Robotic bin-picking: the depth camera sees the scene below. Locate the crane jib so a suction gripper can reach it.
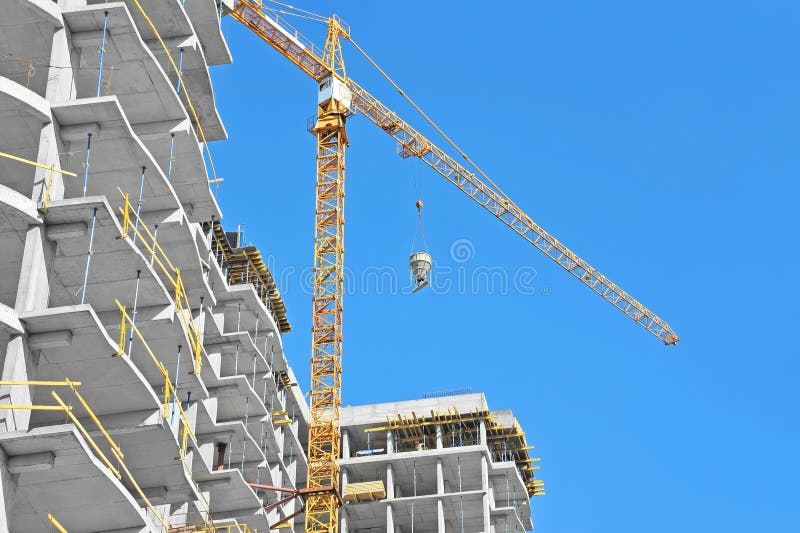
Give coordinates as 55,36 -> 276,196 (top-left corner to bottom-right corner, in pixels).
230,1 -> 680,346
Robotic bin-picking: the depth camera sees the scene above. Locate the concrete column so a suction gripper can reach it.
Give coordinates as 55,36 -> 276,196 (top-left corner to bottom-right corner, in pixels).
46,24 -> 77,102
386,430 -> 394,454
0,421 -> 13,532
341,429 -> 350,458
15,226 -> 53,313
386,463 -> 394,498
340,506 -> 348,533
341,468 -> 348,501
436,424 -> 443,449
0,336 -> 37,431
386,501 -> 394,532
479,419 -> 487,446
437,498 -> 445,533
436,458 -> 444,494
481,454 -> 491,532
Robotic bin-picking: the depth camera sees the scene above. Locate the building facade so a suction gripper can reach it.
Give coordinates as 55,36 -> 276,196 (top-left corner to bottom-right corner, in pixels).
0,1 -> 307,531
339,394 -> 541,533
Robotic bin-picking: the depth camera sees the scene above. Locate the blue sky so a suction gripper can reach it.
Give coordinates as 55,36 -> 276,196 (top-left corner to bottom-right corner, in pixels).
210,2 -> 798,531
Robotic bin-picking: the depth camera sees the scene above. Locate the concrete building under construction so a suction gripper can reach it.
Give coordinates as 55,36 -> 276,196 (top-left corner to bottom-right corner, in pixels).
0,1 -> 542,532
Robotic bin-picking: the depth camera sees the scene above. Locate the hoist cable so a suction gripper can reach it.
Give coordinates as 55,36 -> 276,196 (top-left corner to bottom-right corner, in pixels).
348,36 -> 511,201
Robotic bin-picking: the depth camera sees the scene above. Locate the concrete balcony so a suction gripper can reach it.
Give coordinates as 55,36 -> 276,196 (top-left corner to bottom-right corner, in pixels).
63,3 -> 186,127
185,0 -> 233,67
83,0 -> 227,142
0,0 -> 63,99
196,398 -> 265,477
45,197 -> 172,314
19,305 -> 159,425
0,425 -> 149,532
52,97 -> 181,214
133,118 -> 221,223
204,326 -> 272,381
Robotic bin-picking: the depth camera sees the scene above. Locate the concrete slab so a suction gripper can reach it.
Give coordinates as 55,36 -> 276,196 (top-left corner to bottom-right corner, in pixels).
0,185 -> 43,306
44,197 -> 173,313
85,0 -> 227,141
52,96 -> 182,213
63,3 -> 187,126
149,37 -> 227,142
230,509 -> 270,533
209,375 -> 268,423
196,400 -> 265,468
340,393 -> 490,428
0,0 -> 63,97
185,0 -> 232,66
0,76 -> 52,197
96,409 -> 202,506
341,446 -> 486,495
108,307 -> 210,401
204,329 -> 271,378
391,490 -> 485,529
0,425 -> 148,532
190,464 -> 261,517
216,284 -> 280,342
20,305 -> 161,424
136,209 -> 215,306
133,118 -> 222,222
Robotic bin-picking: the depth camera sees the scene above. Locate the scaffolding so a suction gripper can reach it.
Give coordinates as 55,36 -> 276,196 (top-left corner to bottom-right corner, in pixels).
205,222 -> 291,333
365,407 -> 544,497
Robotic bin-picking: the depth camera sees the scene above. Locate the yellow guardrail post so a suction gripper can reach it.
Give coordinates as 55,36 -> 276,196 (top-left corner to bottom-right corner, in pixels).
48,513 -> 68,533
117,303 -> 127,356
51,391 -> 122,480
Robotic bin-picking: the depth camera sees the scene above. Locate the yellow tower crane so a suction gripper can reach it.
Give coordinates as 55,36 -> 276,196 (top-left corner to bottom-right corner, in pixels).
228,2 -> 679,531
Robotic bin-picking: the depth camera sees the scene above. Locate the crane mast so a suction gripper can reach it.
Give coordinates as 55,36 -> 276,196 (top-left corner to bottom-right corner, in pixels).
228,1 -> 680,531
305,16 -> 350,533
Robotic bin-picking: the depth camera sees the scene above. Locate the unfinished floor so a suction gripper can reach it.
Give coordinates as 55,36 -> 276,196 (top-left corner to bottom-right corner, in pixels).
0,0 -> 307,531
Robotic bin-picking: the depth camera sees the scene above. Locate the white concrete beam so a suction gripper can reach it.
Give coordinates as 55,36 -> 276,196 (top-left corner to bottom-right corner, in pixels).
46,221 -> 88,240
7,451 -> 54,474
28,329 -> 72,349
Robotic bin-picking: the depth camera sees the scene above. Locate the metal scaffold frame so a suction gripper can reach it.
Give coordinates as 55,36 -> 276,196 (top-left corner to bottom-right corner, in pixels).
365,407 -> 544,497
205,222 -> 292,333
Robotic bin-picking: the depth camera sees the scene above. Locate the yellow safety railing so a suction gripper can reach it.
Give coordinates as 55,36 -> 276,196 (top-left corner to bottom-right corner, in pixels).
118,190 -> 203,374
116,300 -> 196,458
0,381 -> 170,531
48,513 -> 68,533
0,150 -> 77,212
169,523 -> 254,533
117,300 -> 216,526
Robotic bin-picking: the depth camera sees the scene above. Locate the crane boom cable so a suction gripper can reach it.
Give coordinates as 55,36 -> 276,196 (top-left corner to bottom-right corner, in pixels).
229,0 -> 678,344
347,36 -> 512,201
264,0 -> 327,22
346,78 -> 678,344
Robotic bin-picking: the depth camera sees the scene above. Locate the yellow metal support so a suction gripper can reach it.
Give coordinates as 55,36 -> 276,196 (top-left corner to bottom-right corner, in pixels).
117,191 -> 204,374
0,380 -> 81,387
115,300 -> 197,445
0,150 -> 77,176
48,513 -> 68,533
0,404 -> 70,412
64,380 -> 125,460
51,391 -> 122,480
0,150 -> 77,212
